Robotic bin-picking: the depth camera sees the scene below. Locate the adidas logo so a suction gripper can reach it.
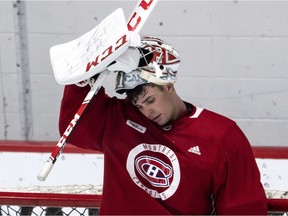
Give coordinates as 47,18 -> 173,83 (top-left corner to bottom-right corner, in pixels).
188,146 -> 201,155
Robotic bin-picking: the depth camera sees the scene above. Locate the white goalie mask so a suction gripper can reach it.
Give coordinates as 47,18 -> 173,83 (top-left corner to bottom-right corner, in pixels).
115,36 -> 180,94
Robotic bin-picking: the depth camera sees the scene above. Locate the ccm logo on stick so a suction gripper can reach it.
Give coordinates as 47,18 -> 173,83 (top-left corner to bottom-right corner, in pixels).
58,113 -> 80,147
128,0 -> 155,31
86,34 -> 128,72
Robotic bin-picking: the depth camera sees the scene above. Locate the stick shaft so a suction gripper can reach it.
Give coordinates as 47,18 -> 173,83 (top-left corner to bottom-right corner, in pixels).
37,70 -> 109,181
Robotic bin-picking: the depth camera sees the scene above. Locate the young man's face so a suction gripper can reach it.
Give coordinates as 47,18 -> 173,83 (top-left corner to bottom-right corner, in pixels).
132,85 -> 175,126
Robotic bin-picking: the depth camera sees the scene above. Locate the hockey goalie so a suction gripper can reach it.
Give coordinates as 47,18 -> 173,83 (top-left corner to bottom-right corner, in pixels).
46,2 -> 267,215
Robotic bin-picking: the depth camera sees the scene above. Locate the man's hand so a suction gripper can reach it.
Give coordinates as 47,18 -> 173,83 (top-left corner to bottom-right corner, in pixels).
107,47 -> 140,73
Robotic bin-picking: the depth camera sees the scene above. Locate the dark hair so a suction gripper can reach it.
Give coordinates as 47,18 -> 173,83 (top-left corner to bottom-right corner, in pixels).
126,83 -> 164,104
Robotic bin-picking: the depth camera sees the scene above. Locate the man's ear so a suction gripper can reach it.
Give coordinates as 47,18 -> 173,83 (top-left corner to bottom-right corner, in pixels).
166,84 -> 174,93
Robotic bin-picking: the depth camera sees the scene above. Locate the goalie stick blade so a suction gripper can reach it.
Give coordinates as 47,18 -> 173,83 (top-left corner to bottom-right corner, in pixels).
50,8 -> 130,85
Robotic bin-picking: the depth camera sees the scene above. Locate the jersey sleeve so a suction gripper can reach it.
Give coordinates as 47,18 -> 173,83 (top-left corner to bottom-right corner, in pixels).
58,84 -> 111,151
213,122 -> 267,214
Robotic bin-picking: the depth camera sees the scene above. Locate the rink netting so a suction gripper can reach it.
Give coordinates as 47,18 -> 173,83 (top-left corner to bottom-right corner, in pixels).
0,185 -> 287,216
0,184 -> 287,198
0,184 -> 103,195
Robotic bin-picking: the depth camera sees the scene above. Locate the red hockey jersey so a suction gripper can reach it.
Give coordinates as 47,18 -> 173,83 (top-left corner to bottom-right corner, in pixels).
59,85 -> 267,215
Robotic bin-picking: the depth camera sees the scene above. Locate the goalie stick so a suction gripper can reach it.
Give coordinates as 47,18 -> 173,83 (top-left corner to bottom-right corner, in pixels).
37,0 -> 158,181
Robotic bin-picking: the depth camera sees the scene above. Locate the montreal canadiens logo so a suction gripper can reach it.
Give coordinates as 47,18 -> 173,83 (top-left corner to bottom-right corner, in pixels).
136,156 -> 173,188
126,143 -> 180,200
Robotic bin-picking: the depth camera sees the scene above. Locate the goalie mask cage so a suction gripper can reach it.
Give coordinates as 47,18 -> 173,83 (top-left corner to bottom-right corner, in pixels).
0,141 -> 287,216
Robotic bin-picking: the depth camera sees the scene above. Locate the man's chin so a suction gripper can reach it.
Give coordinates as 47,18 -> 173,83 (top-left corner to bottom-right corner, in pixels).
157,119 -> 169,126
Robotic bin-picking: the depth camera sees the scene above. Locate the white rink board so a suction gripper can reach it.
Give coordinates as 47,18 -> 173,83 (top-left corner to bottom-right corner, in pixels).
256,159 -> 288,192
0,152 -> 287,194
0,152 -> 104,189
